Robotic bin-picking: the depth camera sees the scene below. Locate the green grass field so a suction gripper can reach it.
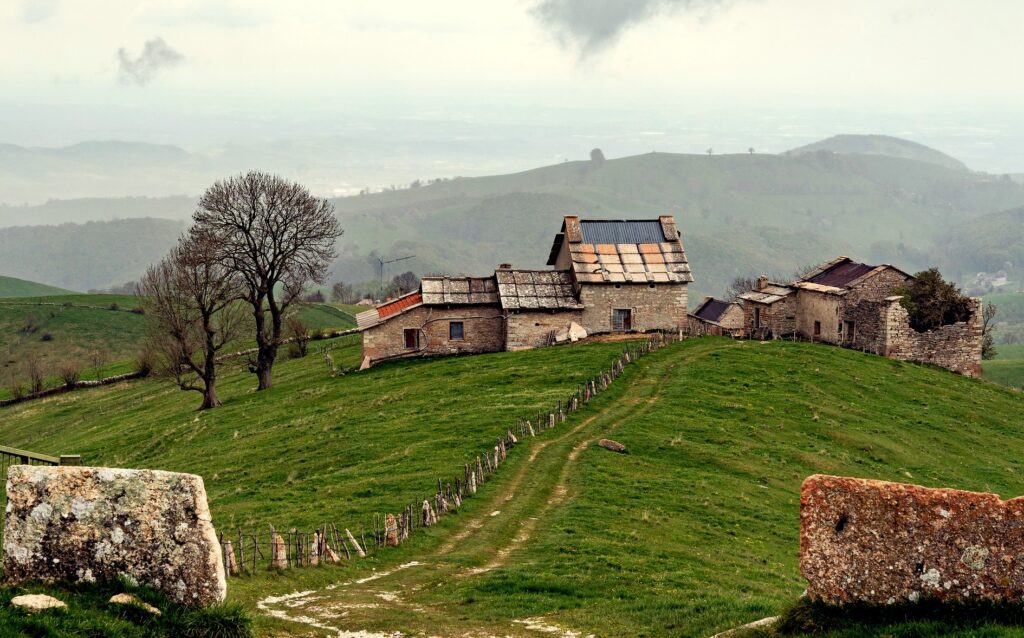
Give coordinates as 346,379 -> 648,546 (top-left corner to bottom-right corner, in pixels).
0,275 -> 74,299
4,336 -> 1024,636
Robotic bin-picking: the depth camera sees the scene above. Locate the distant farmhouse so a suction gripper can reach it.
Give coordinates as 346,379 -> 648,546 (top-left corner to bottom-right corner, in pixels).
688,297 -> 744,337
356,215 -> 692,368
728,256 -> 982,376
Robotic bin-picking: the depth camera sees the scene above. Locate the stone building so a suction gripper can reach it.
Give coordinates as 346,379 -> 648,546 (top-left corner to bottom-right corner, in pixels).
737,256 -> 982,376
356,215 -> 692,368
688,297 -> 744,337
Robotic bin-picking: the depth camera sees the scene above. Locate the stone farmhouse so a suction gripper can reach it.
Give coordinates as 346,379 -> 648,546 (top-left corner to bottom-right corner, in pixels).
356,215 -> 692,368
687,297 -> 744,337
735,256 -> 983,376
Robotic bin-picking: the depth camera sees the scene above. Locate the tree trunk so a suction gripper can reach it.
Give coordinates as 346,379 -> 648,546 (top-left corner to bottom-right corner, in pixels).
252,298 -> 275,391
200,381 -> 221,410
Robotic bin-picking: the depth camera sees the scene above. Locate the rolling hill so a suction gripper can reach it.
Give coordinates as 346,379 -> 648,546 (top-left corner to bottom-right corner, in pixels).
786,134 -> 969,171
2,336 -> 1024,636
4,138 -> 1024,299
0,275 -> 72,298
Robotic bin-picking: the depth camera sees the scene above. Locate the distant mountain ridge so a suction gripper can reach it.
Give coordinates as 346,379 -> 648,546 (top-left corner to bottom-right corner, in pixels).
3,138 -> 1024,297
786,134 -> 968,171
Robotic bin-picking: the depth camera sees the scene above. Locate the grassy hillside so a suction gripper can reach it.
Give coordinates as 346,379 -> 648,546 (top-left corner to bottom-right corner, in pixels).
0,295 -> 356,397
0,275 -> 72,298
941,205 -> 1024,277
3,337 -> 1024,636
786,134 -> 968,171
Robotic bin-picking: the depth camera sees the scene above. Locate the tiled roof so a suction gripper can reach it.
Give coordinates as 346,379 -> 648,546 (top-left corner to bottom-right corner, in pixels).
548,216 -> 692,284
495,270 -> 581,310
692,297 -> 732,322
795,256 -> 913,294
355,290 -> 424,329
738,284 -> 794,304
420,277 -> 499,305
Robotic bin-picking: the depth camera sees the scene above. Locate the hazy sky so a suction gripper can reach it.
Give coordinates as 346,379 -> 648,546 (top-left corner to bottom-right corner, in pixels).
3,0 -> 1024,171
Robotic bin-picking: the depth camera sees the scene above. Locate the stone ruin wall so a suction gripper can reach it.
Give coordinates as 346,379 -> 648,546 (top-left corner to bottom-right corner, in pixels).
843,268 -> 912,306
361,304 -> 506,366
506,309 -> 584,351
3,466 -> 226,607
802,474 -> 1024,605
743,295 -> 797,339
578,282 -> 687,334
884,297 -> 983,377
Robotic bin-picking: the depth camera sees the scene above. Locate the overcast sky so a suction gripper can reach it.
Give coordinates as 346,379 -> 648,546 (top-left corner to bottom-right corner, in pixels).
3,0 -> 1024,171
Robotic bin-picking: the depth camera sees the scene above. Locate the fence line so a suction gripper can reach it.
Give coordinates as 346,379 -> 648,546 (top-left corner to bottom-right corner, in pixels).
217,331 -> 684,577
0,446 -> 81,510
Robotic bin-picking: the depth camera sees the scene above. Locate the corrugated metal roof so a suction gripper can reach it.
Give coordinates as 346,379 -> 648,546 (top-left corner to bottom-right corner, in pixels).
579,220 -> 666,245
355,308 -> 381,330
807,259 -> 876,288
495,270 -> 580,310
693,298 -> 732,322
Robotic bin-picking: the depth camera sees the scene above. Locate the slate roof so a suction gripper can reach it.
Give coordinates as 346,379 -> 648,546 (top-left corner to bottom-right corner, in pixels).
420,276 -> 499,305
547,215 -> 693,284
691,297 -> 733,323
737,284 -> 795,305
495,269 -> 581,310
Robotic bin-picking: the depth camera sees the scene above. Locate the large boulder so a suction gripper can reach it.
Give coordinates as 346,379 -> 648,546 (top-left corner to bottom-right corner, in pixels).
10,594 -> 66,613
3,466 -> 226,607
801,474 -> 1024,605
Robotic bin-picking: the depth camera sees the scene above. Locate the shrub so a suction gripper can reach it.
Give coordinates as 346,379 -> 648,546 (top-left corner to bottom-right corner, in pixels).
895,268 -> 973,333
21,314 -> 38,334
109,302 -> 120,311
59,363 -> 81,388
135,347 -> 157,377
130,306 -> 146,315
40,332 -> 54,342
8,382 -> 26,400
287,317 -> 309,358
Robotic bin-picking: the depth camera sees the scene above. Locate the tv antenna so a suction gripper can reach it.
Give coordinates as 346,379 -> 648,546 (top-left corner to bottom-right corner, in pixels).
378,254 -> 414,299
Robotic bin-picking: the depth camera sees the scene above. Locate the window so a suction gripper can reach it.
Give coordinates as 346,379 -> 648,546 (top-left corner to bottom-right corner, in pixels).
449,321 -> 464,341
754,307 -> 761,328
403,328 -> 418,349
845,321 -> 855,341
813,321 -> 821,337
612,308 -> 633,332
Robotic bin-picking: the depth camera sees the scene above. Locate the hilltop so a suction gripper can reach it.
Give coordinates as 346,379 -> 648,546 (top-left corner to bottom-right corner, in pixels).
786,134 -> 969,171
2,336 -> 1024,636
0,275 -> 72,298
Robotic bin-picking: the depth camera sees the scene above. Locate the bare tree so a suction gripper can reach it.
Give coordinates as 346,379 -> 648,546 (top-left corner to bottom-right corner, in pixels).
726,275 -> 758,301
390,271 -> 420,296
139,231 -> 246,409
191,172 -> 342,390
331,281 -> 354,303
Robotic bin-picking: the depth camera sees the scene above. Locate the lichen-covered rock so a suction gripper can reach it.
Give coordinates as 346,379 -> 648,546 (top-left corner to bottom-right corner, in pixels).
801,474 -> 1024,605
599,439 -> 627,454
10,594 -> 66,613
109,593 -> 161,615
3,466 -> 226,607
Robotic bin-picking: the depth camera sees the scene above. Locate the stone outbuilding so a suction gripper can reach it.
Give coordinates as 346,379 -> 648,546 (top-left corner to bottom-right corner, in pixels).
737,256 -> 982,376
688,297 -> 744,337
357,215 -> 692,368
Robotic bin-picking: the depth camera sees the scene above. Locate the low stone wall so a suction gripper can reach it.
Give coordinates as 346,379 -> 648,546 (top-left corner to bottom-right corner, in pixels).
506,309 -> 584,351
3,466 -> 226,607
883,297 -> 983,377
801,474 -> 1023,605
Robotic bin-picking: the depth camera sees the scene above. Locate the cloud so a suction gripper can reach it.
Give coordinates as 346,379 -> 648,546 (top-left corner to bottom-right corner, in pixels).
20,0 -> 59,23
531,0 -> 739,56
116,37 -> 185,86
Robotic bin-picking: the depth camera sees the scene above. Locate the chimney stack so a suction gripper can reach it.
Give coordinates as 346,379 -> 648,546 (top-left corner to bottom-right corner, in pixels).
756,275 -> 769,291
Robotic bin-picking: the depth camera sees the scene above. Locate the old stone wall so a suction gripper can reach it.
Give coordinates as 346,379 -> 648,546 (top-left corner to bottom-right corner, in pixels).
3,466 -> 226,607
801,474 -> 1024,605
506,309 -> 584,351
361,304 -> 506,367
689,304 -> 745,337
842,299 -> 888,354
883,297 -> 983,377
844,268 -> 911,306
797,290 -> 843,344
743,296 -> 797,339
578,283 -> 687,334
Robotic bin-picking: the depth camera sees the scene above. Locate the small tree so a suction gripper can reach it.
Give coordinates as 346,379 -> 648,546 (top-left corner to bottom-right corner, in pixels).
982,302 -> 998,360
287,317 -> 310,359
58,362 -> 81,388
895,268 -> 973,332
139,231 -> 246,409
24,352 -> 45,394
331,281 -> 354,303
390,271 -> 420,296
192,171 -> 342,390
90,350 -> 107,380
590,148 -> 606,163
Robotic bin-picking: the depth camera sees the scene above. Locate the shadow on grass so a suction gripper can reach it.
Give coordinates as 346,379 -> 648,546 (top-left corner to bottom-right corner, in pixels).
0,578 -> 253,638
753,597 -> 1024,637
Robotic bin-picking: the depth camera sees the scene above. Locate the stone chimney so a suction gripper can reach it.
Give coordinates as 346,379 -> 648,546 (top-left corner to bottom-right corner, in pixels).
497,263 -> 513,270
756,275 -> 769,291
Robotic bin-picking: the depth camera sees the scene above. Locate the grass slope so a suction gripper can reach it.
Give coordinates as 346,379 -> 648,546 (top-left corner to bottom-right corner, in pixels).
5,337 -> 1024,637
786,134 -> 968,171
0,275 -> 72,299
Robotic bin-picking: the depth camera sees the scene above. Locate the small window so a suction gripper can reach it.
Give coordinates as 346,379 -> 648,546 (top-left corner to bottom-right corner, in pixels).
754,307 -> 761,328
648,283 -> 656,289
813,321 -> 821,337
449,321 -> 465,341
612,308 -> 633,332
845,321 -> 855,340
614,284 -> 622,289
403,328 -> 418,349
